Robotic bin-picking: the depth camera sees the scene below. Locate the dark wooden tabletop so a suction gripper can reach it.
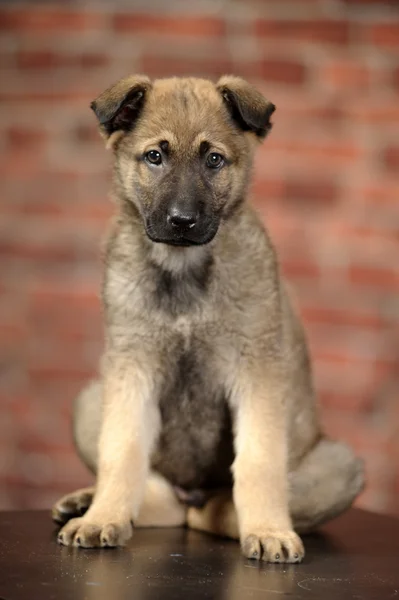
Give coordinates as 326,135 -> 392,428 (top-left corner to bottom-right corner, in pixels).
0,508 -> 398,600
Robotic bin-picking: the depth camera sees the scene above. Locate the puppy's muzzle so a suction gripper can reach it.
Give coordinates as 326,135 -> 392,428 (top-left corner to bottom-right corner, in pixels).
145,199 -> 219,246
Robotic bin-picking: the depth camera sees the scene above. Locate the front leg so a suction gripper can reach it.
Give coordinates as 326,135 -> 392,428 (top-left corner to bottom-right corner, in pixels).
58,355 -> 160,548
231,367 -> 304,563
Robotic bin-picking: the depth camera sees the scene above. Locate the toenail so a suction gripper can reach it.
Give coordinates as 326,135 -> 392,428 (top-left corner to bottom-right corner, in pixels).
76,537 -> 81,545
294,553 -> 299,559
275,553 -> 280,560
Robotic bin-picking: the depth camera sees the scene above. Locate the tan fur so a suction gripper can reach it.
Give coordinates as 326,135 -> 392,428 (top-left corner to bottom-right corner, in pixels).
54,75 -> 365,562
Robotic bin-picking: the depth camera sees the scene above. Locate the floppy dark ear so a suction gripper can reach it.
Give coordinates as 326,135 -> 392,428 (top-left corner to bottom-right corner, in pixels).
216,76 -> 275,139
90,75 -> 152,140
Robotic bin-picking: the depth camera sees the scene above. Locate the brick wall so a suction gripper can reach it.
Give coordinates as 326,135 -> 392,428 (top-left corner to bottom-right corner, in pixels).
0,0 -> 398,515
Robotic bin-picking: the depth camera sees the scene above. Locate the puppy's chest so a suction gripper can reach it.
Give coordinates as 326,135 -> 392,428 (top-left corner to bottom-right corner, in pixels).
151,337 -> 234,489
150,256 -> 214,318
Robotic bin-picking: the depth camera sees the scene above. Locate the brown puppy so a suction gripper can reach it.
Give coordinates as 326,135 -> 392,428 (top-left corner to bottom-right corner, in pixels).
53,75 -> 365,562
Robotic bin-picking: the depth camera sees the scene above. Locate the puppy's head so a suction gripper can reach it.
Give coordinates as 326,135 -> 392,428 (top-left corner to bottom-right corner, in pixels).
91,75 -> 275,247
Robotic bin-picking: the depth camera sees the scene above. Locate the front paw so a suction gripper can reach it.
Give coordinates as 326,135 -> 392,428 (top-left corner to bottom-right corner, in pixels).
241,529 -> 304,563
57,515 -> 133,548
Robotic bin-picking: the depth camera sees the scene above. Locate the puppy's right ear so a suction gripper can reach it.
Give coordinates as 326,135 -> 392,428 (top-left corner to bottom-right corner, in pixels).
90,75 -> 151,146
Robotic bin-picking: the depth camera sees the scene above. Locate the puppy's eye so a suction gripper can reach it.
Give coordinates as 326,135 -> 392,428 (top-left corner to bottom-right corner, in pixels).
206,153 -> 224,169
145,150 -> 162,166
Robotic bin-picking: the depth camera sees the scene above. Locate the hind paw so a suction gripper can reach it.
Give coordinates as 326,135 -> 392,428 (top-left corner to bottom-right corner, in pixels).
52,487 -> 95,525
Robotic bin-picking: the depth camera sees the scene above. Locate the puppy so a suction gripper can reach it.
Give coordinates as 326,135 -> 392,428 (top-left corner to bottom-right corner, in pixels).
53,75 -> 365,562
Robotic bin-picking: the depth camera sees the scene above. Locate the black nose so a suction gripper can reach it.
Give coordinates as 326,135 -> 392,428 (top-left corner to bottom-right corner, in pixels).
167,208 -> 198,229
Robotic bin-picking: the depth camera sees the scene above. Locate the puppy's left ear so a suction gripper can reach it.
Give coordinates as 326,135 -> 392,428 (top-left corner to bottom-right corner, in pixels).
217,76 -> 275,140
90,75 -> 152,146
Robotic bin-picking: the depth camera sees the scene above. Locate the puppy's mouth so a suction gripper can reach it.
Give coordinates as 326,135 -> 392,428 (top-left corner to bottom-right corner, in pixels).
145,223 -> 219,247
150,237 -> 203,247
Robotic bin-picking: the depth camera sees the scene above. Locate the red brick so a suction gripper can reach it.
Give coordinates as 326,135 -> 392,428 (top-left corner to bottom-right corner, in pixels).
247,0 -> 322,4
255,19 -> 349,44
314,353 -> 397,372
0,90 -> 97,103
322,409 -> 395,456
260,58 -> 307,84
346,101 -> 399,124
368,23 -> 399,49
349,266 -> 399,291
0,154 -> 43,179
394,66 -> 399,91
28,365 -> 96,382
0,322 -> 27,345
113,14 -> 225,37
352,183 -> 398,207
5,126 -> 47,150
0,236 -> 99,263
322,60 -> 370,92
28,292 -> 101,342
282,103 -> 346,125
0,8 -> 107,32
283,178 -> 339,205
27,335 -> 100,378
17,50 -> 109,70
382,146 -> 399,174
141,55 -> 233,78
251,179 -> 285,201
343,0 -> 396,4
30,285 -> 99,305
74,124 -> 99,143
301,306 -> 385,330
282,260 -> 321,280
340,225 -> 398,246
266,139 -> 362,162
319,391 -> 374,412
3,199 -> 112,222
17,429 -> 70,454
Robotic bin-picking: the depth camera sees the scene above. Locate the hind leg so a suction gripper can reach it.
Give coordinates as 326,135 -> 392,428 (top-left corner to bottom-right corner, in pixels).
54,471 -> 187,540
52,381 -> 100,526
289,438 -> 365,533
188,438 -> 365,538
52,487 -> 95,525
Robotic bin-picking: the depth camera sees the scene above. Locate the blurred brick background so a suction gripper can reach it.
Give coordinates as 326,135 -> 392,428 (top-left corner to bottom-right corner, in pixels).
0,0 -> 398,515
